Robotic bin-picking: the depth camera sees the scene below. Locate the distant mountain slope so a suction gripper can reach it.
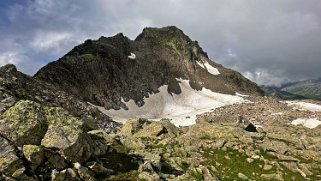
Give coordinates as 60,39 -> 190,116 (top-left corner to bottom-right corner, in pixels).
263,78 -> 321,101
261,86 -> 309,100
280,78 -> 321,100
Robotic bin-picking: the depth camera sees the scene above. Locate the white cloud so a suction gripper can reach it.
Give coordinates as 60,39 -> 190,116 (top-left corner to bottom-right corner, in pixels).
243,70 -> 290,86
30,31 -> 74,54
1,0 -> 321,84
0,52 -> 22,66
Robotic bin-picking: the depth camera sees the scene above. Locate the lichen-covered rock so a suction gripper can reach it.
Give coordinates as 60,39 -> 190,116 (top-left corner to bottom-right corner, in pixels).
0,100 -> 47,146
134,120 -> 179,138
87,130 -> 115,145
118,119 -> 151,136
74,162 -> 96,181
138,171 -> 161,181
198,165 -> 219,181
41,107 -> 93,163
51,169 -> 66,181
45,151 -> 68,170
0,137 -> 24,176
119,136 -> 145,150
51,168 -> 80,181
0,96 -> 16,113
260,172 -> 284,181
23,145 -> 44,166
87,130 -> 115,156
87,162 -> 111,175
11,167 -> 38,181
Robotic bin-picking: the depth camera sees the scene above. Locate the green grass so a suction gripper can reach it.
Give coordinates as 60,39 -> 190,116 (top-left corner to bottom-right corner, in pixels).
178,162 -> 190,172
200,148 -> 284,180
199,147 -> 321,180
191,169 -> 203,181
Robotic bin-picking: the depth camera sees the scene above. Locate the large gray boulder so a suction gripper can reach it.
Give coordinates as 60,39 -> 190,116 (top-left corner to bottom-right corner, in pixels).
41,107 -> 94,163
0,100 -> 48,146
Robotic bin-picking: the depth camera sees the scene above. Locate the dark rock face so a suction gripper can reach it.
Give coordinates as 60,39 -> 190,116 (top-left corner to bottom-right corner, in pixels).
35,26 -> 263,110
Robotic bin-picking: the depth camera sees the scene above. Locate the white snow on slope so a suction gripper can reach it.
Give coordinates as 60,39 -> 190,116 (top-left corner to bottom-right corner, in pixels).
196,61 -> 205,69
292,118 -> 321,129
197,61 -> 220,75
235,92 -> 249,97
128,52 -> 136,59
286,101 -> 321,112
94,78 -> 244,127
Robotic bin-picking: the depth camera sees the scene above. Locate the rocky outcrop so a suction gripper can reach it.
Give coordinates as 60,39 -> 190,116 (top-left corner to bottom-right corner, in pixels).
0,64 -> 120,132
0,100 -> 97,180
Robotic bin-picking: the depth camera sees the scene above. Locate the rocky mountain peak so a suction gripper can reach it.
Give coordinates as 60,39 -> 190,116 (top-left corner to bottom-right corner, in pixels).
0,64 -> 17,74
35,26 -> 263,111
136,26 -> 208,59
136,26 -> 187,42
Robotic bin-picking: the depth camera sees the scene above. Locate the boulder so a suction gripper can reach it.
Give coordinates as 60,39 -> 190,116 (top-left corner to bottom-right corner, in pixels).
0,100 -> 47,146
134,120 -> 179,138
199,165 -> 219,181
119,136 -> 146,150
23,145 -> 44,166
51,168 -> 80,181
45,151 -> 68,170
118,119 -> 151,136
138,171 -> 160,181
87,162 -> 112,175
238,172 -> 249,180
41,107 -> 93,163
236,116 -> 257,132
0,137 -> 24,176
11,167 -> 37,181
87,130 -> 115,156
74,162 -> 96,181
261,172 -> 284,181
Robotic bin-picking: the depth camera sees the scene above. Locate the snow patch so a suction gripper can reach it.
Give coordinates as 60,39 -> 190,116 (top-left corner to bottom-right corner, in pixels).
286,101 -> 321,112
271,112 -> 283,116
196,61 -> 205,69
93,78 -> 245,127
235,92 -> 249,97
197,61 -> 220,75
204,62 -> 220,75
291,118 -> 321,129
128,53 -> 136,59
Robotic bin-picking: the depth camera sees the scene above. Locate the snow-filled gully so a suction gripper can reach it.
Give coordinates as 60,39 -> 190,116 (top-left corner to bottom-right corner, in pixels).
92,78 -> 246,127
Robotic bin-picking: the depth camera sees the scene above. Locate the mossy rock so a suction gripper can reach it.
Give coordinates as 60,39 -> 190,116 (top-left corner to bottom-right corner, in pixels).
118,118 -> 151,136
22,145 -> 44,165
0,100 -> 48,146
0,137 -> 24,176
41,108 -> 94,163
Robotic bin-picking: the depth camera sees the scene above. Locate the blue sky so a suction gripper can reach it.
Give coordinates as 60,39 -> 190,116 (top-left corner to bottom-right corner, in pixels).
0,0 -> 321,86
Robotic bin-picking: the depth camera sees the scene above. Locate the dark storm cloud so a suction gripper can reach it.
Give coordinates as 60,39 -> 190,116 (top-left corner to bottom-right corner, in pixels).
0,0 -> 320,85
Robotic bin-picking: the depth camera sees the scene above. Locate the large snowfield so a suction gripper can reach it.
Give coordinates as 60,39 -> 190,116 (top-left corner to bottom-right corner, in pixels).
94,79 -> 244,127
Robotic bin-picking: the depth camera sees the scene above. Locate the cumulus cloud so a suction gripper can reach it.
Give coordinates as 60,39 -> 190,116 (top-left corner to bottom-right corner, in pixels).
0,0 -> 320,85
